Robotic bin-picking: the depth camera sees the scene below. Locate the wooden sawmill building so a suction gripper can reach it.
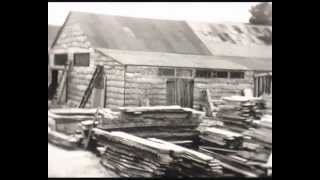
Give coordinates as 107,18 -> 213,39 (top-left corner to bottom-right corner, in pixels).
48,12 -> 272,109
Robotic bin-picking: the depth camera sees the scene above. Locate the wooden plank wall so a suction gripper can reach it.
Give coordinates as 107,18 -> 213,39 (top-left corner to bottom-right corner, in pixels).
193,71 -> 254,109
124,66 -> 167,107
51,23 -> 255,109
52,23 -> 96,108
94,52 -> 125,109
123,66 -> 254,109
253,74 -> 272,97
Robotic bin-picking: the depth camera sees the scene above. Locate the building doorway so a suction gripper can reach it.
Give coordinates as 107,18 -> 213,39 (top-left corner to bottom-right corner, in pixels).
48,70 -> 59,100
166,78 -> 194,108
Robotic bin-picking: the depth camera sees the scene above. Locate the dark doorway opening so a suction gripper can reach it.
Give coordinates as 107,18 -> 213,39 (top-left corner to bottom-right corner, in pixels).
48,70 -> 59,100
167,78 -> 194,108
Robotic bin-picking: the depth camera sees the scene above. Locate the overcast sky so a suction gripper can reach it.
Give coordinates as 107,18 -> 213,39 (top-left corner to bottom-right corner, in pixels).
48,2 -> 260,26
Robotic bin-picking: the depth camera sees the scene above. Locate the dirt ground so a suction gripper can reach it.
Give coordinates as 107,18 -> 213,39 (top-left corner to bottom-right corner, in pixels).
48,143 -> 118,177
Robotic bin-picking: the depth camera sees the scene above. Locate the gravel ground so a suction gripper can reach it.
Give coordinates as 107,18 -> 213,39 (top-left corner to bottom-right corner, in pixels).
48,143 -> 118,177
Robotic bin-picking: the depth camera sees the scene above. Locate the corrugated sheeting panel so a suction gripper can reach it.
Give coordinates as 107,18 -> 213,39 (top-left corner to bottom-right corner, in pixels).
67,12 -> 212,56
187,22 -> 272,58
96,48 -> 249,70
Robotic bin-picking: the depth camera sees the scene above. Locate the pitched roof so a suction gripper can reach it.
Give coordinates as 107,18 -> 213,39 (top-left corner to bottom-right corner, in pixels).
66,12 -> 212,55
214,55 -> 272,71
55,12 -> 272,71
97,48 -> 254,71
187,22 -> 272,58
48,25 -> 60,48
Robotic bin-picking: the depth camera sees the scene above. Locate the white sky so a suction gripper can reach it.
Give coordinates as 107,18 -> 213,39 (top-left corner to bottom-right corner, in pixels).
48,2 -> 261,26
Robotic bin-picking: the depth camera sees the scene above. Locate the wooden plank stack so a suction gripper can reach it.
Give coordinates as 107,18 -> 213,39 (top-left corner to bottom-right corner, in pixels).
199,127 -> 244,150
215,96 -> 267,133
48,108 -> 98,135
98,106 -> 204,142
93,129 -> 172,177
93,129 -> 223,178
149,138 -> 223,177
197,118 -> 272,177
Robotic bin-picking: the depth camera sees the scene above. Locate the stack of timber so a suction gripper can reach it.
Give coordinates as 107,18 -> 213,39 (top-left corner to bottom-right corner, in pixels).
98,106 -> 204,143
199,127 -> 244,150
93,129 -> 223,177
197,116 -> 224,132
199,147 -> 266,177
48,126 -> 78,149
94,129 -> 173,177
240,117 -> 272,163
215,96 -> 266,133
48,108 -> 98,135
198,118 -> 272,177
149,138 -> 223,177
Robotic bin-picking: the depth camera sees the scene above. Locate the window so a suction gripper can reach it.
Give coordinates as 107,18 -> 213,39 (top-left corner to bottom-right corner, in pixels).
54,54 -> 68,66
176,69 -> 192,77
216,71 -> 229,78
74,53 -> 90,67
158,68 -> 175,76
230,72 -> 245,79
196,70 -> 229,78
196,70 -> 211,78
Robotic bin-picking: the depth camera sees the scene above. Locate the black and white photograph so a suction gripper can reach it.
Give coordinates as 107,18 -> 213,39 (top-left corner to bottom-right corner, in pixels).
48,2 -> 272,178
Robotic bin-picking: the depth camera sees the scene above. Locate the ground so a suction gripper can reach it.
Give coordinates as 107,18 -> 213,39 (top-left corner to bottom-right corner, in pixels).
48,143 -> 117,177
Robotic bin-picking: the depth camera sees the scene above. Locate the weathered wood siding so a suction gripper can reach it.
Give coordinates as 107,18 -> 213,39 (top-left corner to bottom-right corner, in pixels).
51,23 -> 254,109
124,66 -> 167,107
123,66 -> 254,109
95,52 -> 125,109
193,71 -> 254,109
51,23 -> 96,108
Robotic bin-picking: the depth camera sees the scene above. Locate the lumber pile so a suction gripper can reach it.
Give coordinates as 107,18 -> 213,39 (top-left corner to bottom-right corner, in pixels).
94,129 -> 172,177
48,127 -> 78,149
48,108 -> 98,135
198,119 -> 272,177
199,127 -> 244,150
98,106 -> 204,142
149,138 -> 223,177
93,129 -> 223,177
215,96 -> 266,133
199,147 -> 265,177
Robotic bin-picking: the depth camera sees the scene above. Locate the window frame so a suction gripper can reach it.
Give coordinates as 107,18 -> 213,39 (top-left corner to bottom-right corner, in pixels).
73,53 -> 90,67
54,53 -> 68,66
195,69 -> 245,79
230,71 -> 245,79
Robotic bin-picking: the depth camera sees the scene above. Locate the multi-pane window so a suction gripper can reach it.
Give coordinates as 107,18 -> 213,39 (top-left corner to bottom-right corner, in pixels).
54,54 -> 68,66
158,68 -> 175,76
74,53 -> 90,67
196,70 -> 244,79
230,72 -> 245,79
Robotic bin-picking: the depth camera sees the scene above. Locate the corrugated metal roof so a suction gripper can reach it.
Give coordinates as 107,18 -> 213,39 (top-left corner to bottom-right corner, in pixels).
96,48 -> 249,70
48,25 -> 60,48
214,55 -> 272,71
67,12 -> 212,55
187,22 -> 272,58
